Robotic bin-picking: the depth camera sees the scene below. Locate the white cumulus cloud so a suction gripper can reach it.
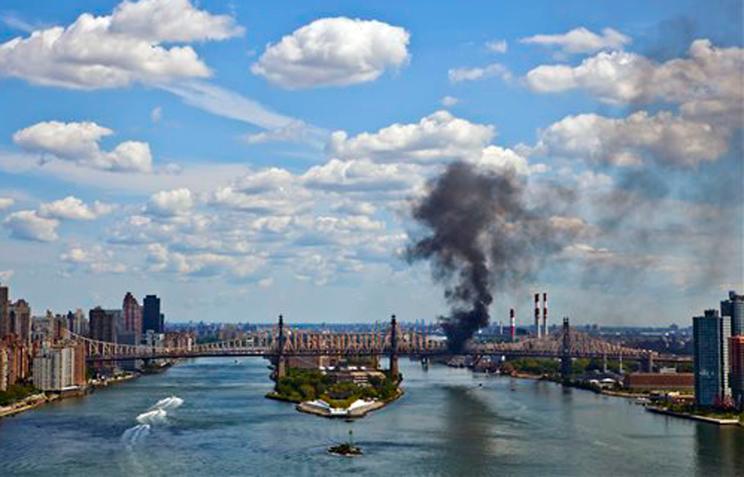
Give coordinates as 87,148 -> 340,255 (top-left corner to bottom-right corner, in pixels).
39,196 -> 114,220
147,188 -> 194,216
207,167 -> 311,215
327,110 -> 494,164
0,0 -> 242,89
535,111 -> 730,167
525,39 -> 743,112
302,159 -> 418,193
3,210 -> 59,242
474,146 -> 535,175
13,120 -> 153,172
109,0 -> 244,42
521,27 -> 630,55
60,244 -> 127,274
251,17 -> 410,89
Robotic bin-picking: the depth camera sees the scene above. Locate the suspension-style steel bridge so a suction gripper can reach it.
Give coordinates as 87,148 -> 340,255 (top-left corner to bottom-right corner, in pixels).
64,315 -> 691,371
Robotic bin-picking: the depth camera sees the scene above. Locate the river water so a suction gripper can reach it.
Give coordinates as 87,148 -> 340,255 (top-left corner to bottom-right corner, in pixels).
0,357 -> 742,476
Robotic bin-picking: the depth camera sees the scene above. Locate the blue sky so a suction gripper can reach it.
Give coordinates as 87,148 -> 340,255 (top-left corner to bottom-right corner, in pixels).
0,0 -> 741,326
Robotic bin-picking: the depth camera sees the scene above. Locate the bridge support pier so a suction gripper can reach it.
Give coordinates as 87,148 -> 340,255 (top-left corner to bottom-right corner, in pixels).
641,352 -> 654,373
275,314 -> 287,384
560,317 -> 572,382
389,314 -> 399,382
276,357 -> 287,380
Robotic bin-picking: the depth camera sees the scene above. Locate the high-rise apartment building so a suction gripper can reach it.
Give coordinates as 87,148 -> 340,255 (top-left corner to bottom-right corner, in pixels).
89,307 -> 117,343
0,284 -> 9,338
48,312 -> 67,341
122,292 -> 142,343
143,295 -> 163,333
720,314 -> 732,399
66,309 -> 87,336
693,309 -> 724,407
721,291 -> 744,337
33,346 -> 77,391
1,336 -> 30,386
9,299 -> 31,344
730,336 -> 744,410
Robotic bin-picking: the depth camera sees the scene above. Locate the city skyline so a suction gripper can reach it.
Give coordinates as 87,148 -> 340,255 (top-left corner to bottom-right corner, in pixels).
0,0 -> 741,326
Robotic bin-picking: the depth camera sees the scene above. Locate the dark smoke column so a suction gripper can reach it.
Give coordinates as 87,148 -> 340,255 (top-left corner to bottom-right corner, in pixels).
407,161 -> 568,353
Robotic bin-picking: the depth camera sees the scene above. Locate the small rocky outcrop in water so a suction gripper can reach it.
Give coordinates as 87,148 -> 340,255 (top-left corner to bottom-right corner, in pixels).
328,442 -> 363,456
328,430 -> 362,456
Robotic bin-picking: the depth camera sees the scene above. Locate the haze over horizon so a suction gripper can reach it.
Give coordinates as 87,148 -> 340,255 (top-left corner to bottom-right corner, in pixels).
0,0 -> 741,327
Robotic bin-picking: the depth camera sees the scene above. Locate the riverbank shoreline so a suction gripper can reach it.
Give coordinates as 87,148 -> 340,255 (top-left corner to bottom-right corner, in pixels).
503,371 -> 644,400
645,405 -> 743,426
499,369 -> 744,428
0,393 -> 48,418
90,372 -> 139,389
0,371 -> 141,420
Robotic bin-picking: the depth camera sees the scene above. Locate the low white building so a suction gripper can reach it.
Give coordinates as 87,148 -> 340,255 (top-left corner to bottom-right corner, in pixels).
33,346 -> 76,391
144,330 -> 165,347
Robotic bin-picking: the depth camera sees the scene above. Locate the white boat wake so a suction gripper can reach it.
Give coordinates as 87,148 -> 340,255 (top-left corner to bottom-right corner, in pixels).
121,396 -> 184,447
136,408 -> 167,425
150,396 -> 183,411
121,423 -> 151,445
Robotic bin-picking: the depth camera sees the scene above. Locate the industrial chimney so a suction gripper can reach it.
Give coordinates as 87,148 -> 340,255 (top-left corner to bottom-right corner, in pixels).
534,293 -> 541,338
509,308 -> 516,342
542,292 -> 548,337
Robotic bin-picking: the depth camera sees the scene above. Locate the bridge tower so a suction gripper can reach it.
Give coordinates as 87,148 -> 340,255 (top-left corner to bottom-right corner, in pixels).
641,351 -> 654,373
560,317 -> 572,382
389,314 -> 399,382
275,314 -> 287,382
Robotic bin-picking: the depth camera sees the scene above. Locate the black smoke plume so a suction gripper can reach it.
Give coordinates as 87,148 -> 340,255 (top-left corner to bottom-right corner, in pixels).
407,161 -> 571,352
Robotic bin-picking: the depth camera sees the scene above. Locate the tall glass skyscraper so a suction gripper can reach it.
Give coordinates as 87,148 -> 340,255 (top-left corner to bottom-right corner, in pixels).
721,291 -> 744,337
693,310 -> 723,407
143,295 -> 162,333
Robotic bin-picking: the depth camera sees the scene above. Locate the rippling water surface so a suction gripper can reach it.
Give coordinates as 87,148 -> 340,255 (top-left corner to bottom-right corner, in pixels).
0,357 -> 742,476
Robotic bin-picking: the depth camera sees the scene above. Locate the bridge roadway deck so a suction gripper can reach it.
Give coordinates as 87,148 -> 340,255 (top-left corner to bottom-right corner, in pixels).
86,348 -> 692,364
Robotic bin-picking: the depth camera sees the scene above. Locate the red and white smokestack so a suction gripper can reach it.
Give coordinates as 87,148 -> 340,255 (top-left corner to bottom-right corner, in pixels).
534,293 -> 541,338
509,308 -> 516,342
542,292 -> 548,337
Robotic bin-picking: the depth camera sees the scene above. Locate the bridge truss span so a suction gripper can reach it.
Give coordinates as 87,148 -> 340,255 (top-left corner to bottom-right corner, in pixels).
61,321 -> 689,364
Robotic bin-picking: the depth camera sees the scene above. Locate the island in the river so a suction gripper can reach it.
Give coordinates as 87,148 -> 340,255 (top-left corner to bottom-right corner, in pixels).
266,356 -> 402,418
